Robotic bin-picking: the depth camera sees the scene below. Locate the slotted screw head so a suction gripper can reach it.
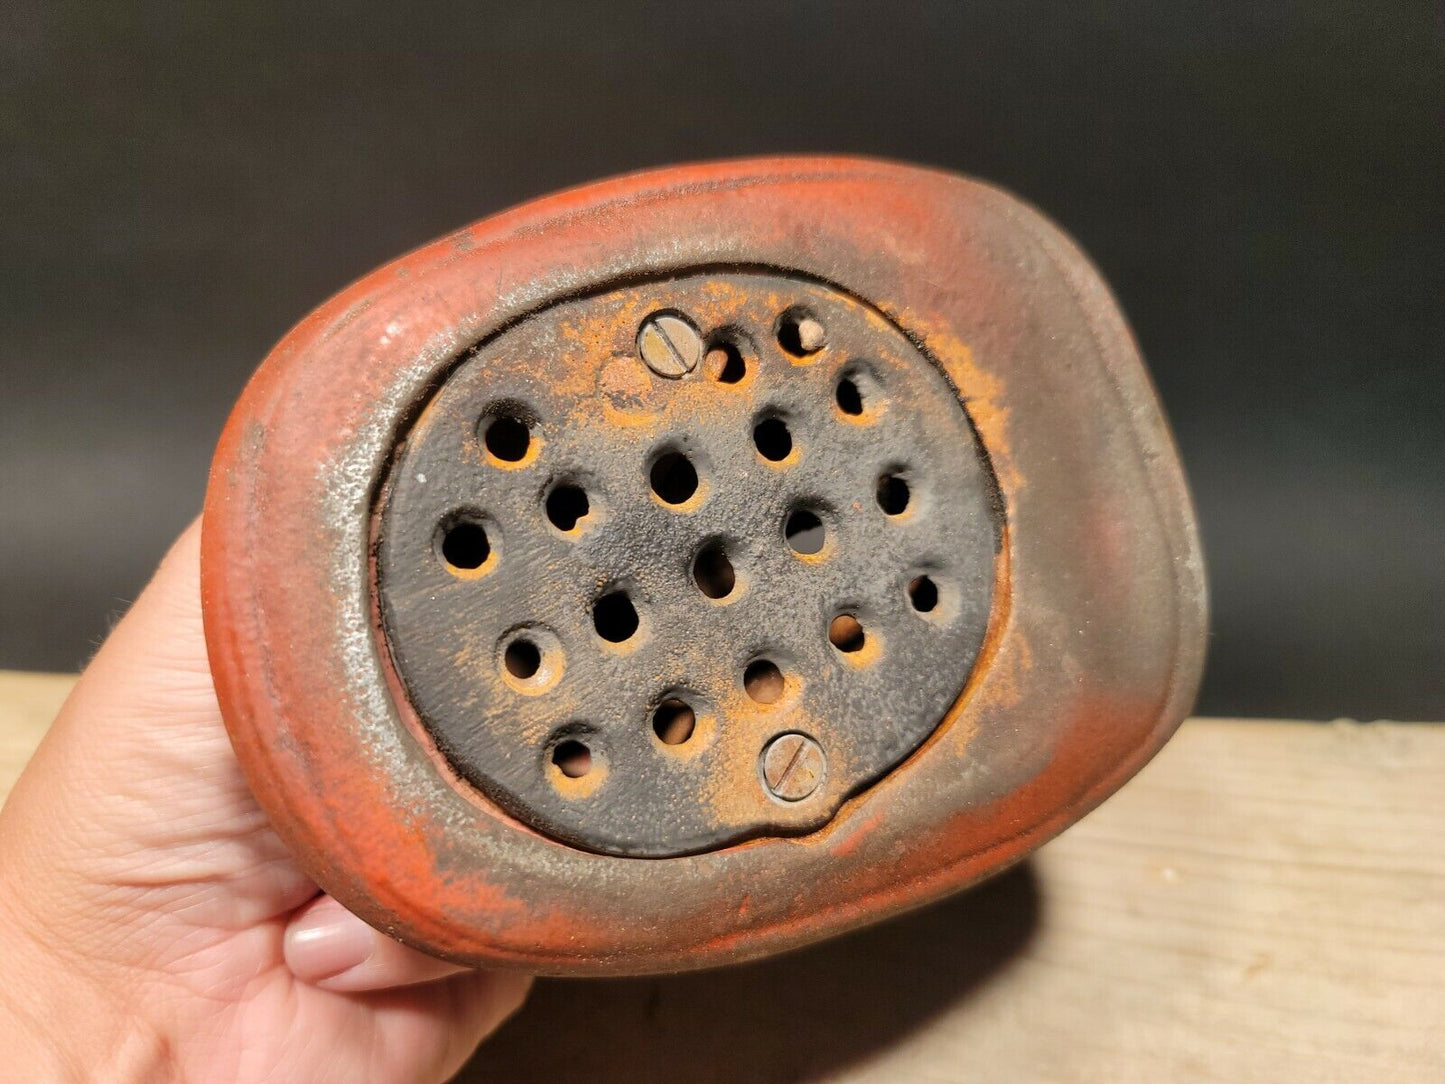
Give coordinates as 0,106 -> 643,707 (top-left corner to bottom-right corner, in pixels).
761,733 -> 826,802
637,312 -> 703,378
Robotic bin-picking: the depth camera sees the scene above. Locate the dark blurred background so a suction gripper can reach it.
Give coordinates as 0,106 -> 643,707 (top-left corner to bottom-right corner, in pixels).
1,2 -> 1439,719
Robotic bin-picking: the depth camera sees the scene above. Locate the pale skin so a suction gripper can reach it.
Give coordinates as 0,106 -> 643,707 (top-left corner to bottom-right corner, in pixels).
0,520 -> 532,1081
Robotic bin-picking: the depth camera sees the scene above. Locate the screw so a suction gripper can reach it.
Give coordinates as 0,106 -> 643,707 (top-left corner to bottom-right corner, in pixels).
637,312 -> 703,379
761,733 -> 826,802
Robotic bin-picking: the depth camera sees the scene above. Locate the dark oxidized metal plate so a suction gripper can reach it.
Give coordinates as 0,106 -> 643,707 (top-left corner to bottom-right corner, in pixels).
375,273 -> 999,856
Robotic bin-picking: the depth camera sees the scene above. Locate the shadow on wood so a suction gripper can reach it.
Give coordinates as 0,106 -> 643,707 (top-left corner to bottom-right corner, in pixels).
467,862 -> 1040,1082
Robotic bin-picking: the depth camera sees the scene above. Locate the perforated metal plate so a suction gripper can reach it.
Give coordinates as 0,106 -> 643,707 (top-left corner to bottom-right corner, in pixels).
374,272 -> 1000,856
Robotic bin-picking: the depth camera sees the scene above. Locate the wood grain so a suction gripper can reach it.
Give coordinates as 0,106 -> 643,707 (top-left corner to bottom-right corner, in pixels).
2,671 -> 1439,1081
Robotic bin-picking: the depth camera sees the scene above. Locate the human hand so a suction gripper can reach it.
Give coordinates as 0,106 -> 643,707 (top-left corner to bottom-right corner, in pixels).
0,520 -> 531,1081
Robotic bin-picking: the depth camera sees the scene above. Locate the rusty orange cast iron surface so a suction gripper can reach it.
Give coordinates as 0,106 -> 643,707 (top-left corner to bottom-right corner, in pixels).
201,157 -> 1207,975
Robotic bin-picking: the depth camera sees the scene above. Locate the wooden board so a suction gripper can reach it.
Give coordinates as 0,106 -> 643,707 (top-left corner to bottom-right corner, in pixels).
0,671 -> 73,799
2,671 -> 1440,1081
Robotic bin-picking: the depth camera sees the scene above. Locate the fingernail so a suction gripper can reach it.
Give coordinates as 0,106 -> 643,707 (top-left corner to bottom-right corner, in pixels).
286,903 -> 375,983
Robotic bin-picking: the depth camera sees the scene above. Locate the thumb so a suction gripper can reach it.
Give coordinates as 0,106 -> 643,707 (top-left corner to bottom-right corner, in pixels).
5,517 -> 238,836
0,517 -> 285,940
58,515 -> 217,742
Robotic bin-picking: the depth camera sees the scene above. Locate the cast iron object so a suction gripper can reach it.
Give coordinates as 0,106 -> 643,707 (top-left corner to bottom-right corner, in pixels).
377,271 -> 998,857
202,157 -> 1207,975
